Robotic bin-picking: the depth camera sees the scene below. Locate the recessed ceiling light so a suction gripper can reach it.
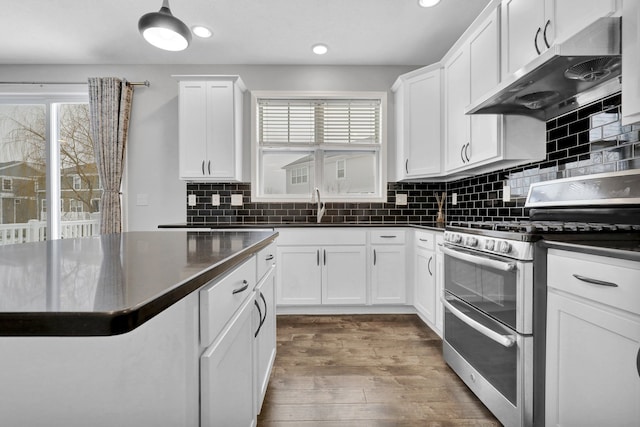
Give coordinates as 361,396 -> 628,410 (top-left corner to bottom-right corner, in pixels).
312,44 -> 329,55
418,0 -> 441,7
192,25 -> 212,38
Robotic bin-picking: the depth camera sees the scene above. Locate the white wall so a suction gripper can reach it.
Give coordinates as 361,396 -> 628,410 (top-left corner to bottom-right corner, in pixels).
0,64 -> 414,230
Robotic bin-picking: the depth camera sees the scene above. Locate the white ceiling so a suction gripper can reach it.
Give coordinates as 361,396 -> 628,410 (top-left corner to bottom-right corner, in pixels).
0,0 -> 491,66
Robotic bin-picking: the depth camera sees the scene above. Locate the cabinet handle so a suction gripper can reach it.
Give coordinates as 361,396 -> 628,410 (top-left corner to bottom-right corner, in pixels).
232,279 -> 249,294
317,249 -> 320,266
260,292 -> 267,326
428,256 -> 433,276
254,300 -> 263,338
543,19 -> 551,48
460,144 -> 466,163
380,235 -> 397,238
373,249 -> 377,266
419,238 -> 429,242
405,158 -> 409,174
636,347 -> 640,378
464,143 -> 470,162
265,254 -> 274,261
201,160 -> 205,175
208,160 -> 211,175
572,274 -> 618,288
534,27 -> 542,54
323,249 -> 326,266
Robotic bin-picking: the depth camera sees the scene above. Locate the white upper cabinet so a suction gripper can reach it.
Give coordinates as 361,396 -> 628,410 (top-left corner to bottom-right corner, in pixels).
443,4 -> 545,174
176,75 -> 246,182
622,0 -> 640,125
501,0 -> 620,77
392,64 -> 442,180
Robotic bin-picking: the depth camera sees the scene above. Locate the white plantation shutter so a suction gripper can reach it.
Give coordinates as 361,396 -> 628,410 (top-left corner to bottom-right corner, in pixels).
258,99 -> 381,145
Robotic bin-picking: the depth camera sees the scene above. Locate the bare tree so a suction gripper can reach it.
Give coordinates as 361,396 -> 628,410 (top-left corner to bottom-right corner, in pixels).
0,103 -> 100,214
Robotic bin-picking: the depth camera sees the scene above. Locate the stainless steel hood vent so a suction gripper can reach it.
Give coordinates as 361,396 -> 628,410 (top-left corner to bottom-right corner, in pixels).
466,17 -> 621,121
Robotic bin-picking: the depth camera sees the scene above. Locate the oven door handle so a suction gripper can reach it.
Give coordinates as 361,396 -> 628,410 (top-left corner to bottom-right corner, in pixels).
441,246 -> 516,272
441,296 -> 517,348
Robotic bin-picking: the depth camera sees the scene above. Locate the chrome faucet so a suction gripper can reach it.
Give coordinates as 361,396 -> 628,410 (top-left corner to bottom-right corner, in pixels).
314,187 -> 326,223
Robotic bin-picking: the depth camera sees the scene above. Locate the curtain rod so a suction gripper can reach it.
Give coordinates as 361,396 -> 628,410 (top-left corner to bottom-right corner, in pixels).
0,80 -> 151,87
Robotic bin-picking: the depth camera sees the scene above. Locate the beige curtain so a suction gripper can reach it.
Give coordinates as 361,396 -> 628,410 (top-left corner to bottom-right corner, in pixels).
88,77 -> 133,234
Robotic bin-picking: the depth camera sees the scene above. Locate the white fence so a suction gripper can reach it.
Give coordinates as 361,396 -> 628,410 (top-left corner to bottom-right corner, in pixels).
0,218 -> 100,245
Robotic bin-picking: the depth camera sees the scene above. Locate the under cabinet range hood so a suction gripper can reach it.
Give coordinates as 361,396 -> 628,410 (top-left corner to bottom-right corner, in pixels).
466,17 -> 621,121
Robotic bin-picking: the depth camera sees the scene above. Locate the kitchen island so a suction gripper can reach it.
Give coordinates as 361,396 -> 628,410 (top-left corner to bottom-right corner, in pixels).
0,230 -> 278,427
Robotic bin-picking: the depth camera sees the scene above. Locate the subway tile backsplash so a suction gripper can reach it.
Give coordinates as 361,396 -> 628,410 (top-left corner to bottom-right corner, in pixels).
187,91 -> 639,225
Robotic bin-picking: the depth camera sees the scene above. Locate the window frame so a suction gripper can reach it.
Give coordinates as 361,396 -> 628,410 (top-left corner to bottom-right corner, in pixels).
251,91 -> 387,203
0,86 -> 92,239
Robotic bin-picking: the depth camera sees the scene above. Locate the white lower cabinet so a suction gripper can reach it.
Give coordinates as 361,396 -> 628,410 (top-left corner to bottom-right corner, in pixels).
369,229 -> 407,305
414,230 -> 442,336
200,246 -> 278,427
546,249 -> 640,427
201,295 -> 256,427
254,263 -> 277,411
276,229 -> 368,306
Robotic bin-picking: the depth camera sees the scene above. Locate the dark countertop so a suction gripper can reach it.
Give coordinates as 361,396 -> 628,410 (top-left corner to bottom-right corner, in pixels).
158,222 -> 446,232
0,230 -> 278,337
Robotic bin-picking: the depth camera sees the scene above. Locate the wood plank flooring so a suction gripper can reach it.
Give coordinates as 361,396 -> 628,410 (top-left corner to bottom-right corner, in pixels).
257,314 -> 501,426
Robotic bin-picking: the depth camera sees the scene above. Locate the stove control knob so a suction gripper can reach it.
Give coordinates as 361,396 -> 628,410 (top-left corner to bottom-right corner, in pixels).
498,241 -> 512,254
485,239 -> 495,251
452,234 -> 463,244
466,236 -> 478,247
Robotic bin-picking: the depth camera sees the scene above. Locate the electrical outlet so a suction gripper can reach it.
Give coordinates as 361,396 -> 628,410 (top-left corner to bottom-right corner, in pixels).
395,193 -> 408,206
136,193 -> 149,206
211,194 -> 220,206
503,185 -> 511,202
187,194 -> 196,206
231,194 -> 243,206
452,193 -> 458,205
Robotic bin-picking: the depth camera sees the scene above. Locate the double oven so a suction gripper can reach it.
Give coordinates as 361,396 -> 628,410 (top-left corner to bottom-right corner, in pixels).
440,170 -> 640,427
442,230 -> 536,427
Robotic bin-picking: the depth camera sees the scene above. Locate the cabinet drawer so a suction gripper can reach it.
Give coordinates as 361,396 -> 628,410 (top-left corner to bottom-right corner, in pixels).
415,230 -> 435,250
547,250 -> 640,316
257,242 -> 276,281
370,229 -> 406,245
276,228 -> 367,245
200,256 -> 257,346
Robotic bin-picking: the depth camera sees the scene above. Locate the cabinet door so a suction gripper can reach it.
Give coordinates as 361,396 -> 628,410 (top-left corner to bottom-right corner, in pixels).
254,266 -> 276,412
322,246 -> 367,305
622,0 -> 640,125
501,0 -> 546,77
404,70 -> 441,177
546,291 -> 640,426
276,246 -> 322,305
552,0 -> 618,45
469,6 -> 501,164
201,297 -> 255,427
434,237 -> 444,336
206,80 -> 237,179
414,246 -> 435,321
371,245 -> 407,304
444,46 -> 470,172
178,81 -> 208,179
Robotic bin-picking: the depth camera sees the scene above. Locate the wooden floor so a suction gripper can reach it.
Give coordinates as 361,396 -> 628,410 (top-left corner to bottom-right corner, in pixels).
257,314 -> 501,427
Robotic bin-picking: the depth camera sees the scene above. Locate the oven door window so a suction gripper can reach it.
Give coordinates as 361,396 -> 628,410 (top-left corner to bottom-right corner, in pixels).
444,246 -> 517,329
444,294 -> 518,405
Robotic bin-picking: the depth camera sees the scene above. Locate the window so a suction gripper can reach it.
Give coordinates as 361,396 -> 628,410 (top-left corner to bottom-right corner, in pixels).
252,91 -> 387,202
2,178 -> 11,191
0,87 -> 101,243
336,159 -> 346,180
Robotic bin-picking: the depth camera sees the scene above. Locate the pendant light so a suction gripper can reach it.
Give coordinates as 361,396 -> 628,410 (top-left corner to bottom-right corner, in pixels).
138,0 -> 192,51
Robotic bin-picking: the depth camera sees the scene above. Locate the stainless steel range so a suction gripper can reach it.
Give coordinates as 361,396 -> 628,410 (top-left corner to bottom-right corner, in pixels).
441,170 -> 640,427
